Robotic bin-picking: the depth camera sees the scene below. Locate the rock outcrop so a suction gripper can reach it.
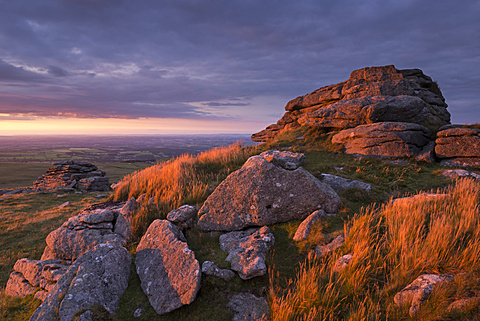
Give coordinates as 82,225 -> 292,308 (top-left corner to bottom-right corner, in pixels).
252,65 -> 449,142
5,258 -> 68,301
135,219 -> 201,315
33,160 -> 110,192
219,226 -> 275,280
435,126 -> 480,167
198,153 -> 341,231
41,201 -> 132,261
30,243 -> 131,321
331,122 -> 432,158
394,274 -> 454,317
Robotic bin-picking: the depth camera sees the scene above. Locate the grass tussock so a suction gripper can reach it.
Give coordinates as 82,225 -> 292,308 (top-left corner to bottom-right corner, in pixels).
112,142 -> 257,238
269,178 -> 480,320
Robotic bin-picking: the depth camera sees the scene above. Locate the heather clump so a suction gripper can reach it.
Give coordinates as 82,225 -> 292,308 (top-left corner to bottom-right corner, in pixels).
112,142 -> 256,238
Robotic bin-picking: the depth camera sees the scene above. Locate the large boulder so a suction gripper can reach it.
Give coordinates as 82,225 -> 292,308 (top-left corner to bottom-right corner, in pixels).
331,122 -> 431,158
219,226 -> 275,280
30,243 -> 131,321
197,155 -> 341,231
41,202 -> 129,261
252,65 -> 450,142
33,160 -> 110,192
435,126 -> 480,168
135,220 -> 201,315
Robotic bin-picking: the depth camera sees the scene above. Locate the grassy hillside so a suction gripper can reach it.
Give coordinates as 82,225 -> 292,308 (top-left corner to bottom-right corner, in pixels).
2,128 -> 480,320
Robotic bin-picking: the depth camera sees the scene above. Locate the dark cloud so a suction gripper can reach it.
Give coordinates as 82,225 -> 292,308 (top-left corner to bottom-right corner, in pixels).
0,0 -> 479,124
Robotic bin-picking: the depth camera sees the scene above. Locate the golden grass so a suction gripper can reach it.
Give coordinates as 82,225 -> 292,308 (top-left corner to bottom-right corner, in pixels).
269,178 -> 480,320
112,142 -> 257,238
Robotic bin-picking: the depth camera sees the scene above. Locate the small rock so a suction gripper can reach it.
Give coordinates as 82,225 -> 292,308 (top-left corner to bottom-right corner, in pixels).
293,210 -> 326,241
57,201 -> 71,209
134,307 -> 144,318
392,193 -> 451,207
333,254 -> 353,272
416,141 -> 436,163
228,292 -> 271,321
201,261 -> 235,281
95,194 -> 106,198
260,150 -> 306,170
167,205 -> 198,229
220,226 -> 275,280
320,174 -> 372,193
394,274 -> 453,317
315,234 -> 345,257
442,169 -> 480,180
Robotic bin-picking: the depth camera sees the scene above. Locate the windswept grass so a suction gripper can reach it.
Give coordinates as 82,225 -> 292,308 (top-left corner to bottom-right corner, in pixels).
269,178 -> 480,320
112,142 -> 257,238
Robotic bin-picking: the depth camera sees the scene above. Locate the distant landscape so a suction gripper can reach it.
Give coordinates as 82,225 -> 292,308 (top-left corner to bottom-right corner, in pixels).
0,135 -> 255,188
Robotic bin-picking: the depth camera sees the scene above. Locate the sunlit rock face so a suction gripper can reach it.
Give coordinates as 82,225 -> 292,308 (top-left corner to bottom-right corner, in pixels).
197,153 -> 341,232
252,65 -> 450,142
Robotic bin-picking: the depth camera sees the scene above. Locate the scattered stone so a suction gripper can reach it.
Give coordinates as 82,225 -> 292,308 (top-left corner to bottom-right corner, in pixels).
198,155 -> 341,231
228,292 -> 271,321
201,261 -> 235,281
259,150 -> 306,169
41,203 -> 128,261
319,174 -> 372,193
332,122 -> 431,158
394,274 -> 454,317
94,193 -> 106,198
5,258 -> 68,300
220,226 -> 275,280
293,210 -> 326,241
167,204 -> 198,229
56,194 -> 65,198
442,169 -> 480,180
30,243 -> 131,321
135,220 -> 201,315
114,197 -> 137,240
315,234 -> 345,258
333,254 -> 353,272
57,201 -> 70,209
33,160 -> 110,192
252,65 -> 449,142
4,188 -> 24,196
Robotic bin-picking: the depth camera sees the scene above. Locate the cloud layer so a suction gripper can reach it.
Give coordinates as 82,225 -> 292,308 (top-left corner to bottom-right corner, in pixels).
0,0 -> 479,125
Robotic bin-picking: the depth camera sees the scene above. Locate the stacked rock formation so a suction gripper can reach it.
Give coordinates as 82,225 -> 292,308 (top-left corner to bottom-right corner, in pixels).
33,160 -> 110,192
252,65 -> 450,142
435,125 -> 480,167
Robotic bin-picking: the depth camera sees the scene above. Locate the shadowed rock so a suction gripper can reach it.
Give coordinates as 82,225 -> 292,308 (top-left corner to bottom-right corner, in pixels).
320,174 -> 372,192
252,65 -> 449,142
315,234 -> 345,258
259,150 -> 306,169
135,220 -> 201,315
167,204 -> 199,229
228,292 -> 271,321
198,155 -> 341,231
30,243 -> 131,321
220,226 -> 275,280
293,209 -> 326,242
201,261 -> 235,281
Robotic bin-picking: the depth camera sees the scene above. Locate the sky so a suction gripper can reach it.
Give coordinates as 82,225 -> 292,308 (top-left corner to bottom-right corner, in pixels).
0,0 -> 479,135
